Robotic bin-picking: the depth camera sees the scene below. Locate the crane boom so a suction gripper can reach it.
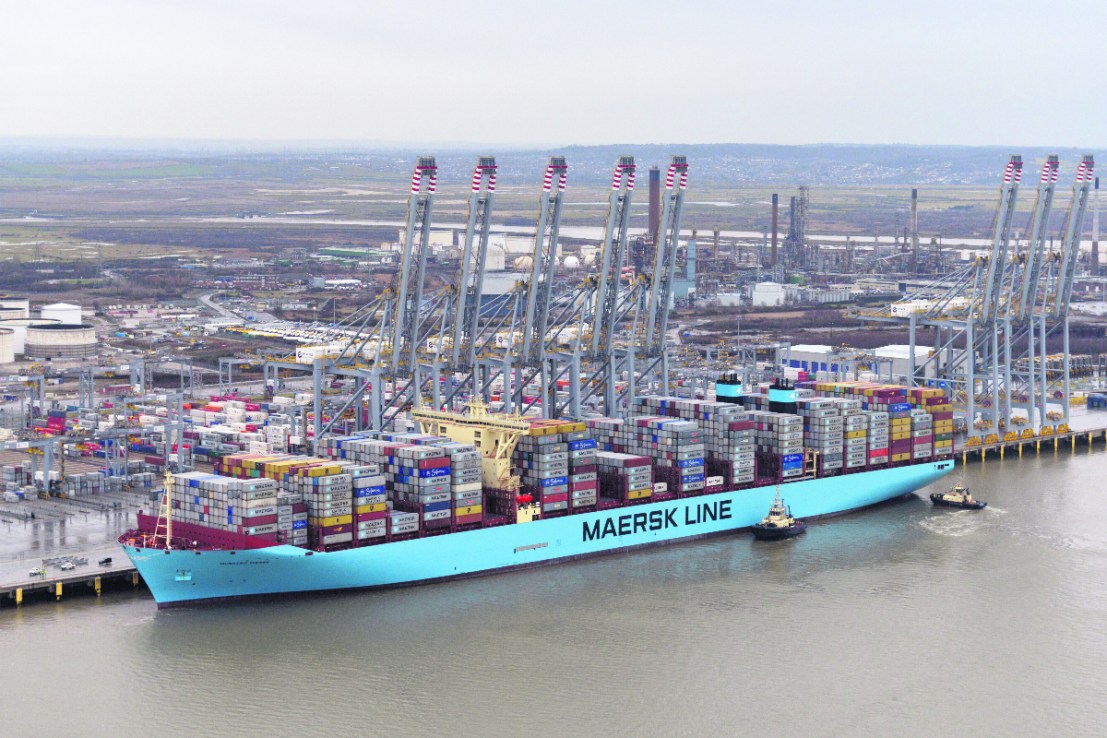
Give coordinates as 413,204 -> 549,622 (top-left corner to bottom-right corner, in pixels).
979,155 -> 1022,323
390,156 -> 437,372
450,156 -> 497,369
521,157 -> 568,366
1051,155 -> 1094,318
590,156 -> 636,357
644,156 -> 688,354
1014,156 -> 1060,321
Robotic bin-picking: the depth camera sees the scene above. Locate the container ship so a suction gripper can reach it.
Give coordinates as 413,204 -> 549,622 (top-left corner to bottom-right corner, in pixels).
120,381 -> 956,607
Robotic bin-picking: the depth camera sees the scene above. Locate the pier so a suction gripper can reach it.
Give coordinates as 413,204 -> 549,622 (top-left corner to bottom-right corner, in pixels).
0,544 -> 140,606
955,414 -> 1107,464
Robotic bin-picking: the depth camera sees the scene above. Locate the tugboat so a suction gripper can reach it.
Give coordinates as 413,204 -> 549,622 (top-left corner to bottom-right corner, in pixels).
930,483 -> 987,510
752,488 -> 807,541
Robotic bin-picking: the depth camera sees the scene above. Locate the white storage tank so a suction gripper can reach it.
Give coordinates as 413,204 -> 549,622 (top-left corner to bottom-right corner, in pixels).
0,296 -> 30,318
0,307 -> 26,321
40,302 -> 83,325
0,328 -> 14,364
23,323 -> 98,359
0,318 -> 60,354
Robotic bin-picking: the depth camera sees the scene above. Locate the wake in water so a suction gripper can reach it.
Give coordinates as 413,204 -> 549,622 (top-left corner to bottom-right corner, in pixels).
918,509 -> 992,537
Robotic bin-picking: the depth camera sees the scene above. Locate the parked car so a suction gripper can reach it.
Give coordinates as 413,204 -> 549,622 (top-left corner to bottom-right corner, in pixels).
60,562 -> 76,571
98,557 -> 113,566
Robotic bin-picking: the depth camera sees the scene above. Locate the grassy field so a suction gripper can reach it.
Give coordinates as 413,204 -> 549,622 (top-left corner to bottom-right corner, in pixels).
0,151 -> 1090,259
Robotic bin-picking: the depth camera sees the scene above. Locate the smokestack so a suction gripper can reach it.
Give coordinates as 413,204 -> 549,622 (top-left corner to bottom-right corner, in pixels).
771,193 -> 779,267
648,167 -> 661,244
1094,176 -> 1100,277
911,188 -> 919,272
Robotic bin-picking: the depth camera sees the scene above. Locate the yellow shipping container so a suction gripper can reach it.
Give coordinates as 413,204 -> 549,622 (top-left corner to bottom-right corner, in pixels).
891,452 -> 911,462
318,514 -> 352,527
355,502 -> 387,514
845,430 -> 867,439
454,504 -> 483,517
628,488 -> 653,500
307,464 -> 343,477
892,432 -> 912,441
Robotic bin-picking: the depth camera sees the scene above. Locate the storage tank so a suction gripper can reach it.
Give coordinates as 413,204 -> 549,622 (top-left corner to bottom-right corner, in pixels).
0,318 -> 60,354
23,323 -> 98,359
0,296 -> 30,318
0,328 -> 14,364
0,307 -> 26,321
40,302 -> 83,325
562,255 -> 581,269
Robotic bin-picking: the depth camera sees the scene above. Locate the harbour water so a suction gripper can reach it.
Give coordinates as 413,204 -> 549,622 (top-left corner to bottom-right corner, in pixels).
3,451 -> 1106,736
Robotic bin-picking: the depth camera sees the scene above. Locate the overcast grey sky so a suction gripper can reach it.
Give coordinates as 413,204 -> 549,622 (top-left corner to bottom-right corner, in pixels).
1,0 -> 1102,147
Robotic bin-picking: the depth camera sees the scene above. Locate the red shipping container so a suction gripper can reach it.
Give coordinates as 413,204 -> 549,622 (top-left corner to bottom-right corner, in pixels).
570,480 -> 598,492
455,512 -> 483,526
541,492 -> 569,504
418,456 -> 450,470
355,511 -> 388,522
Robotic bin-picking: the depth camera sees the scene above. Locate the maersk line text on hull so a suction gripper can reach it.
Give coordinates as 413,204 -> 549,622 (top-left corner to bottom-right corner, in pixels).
582,500 -> 734,542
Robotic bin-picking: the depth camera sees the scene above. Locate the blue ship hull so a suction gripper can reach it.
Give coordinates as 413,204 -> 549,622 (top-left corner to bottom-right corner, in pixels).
122,460 -> 953,607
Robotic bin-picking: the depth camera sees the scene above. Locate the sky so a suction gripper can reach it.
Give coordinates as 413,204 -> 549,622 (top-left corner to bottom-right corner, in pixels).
0,0 -> 1103,148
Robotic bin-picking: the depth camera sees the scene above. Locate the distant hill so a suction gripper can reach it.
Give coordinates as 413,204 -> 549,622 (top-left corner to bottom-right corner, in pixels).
0,140 -> 1092,187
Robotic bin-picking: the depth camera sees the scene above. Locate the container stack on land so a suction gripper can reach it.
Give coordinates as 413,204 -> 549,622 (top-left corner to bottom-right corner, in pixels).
2,461 -> 31,491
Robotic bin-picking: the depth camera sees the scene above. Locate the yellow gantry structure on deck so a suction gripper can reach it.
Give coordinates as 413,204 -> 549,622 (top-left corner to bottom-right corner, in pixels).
411,400 -> 533,490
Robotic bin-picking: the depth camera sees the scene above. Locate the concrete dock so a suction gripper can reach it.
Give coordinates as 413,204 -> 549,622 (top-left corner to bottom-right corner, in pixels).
0,543 -> 140,606
954,412 -> 1107,463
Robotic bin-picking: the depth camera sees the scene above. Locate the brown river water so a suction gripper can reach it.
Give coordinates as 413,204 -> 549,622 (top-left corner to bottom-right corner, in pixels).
3,451 -> 1106,736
